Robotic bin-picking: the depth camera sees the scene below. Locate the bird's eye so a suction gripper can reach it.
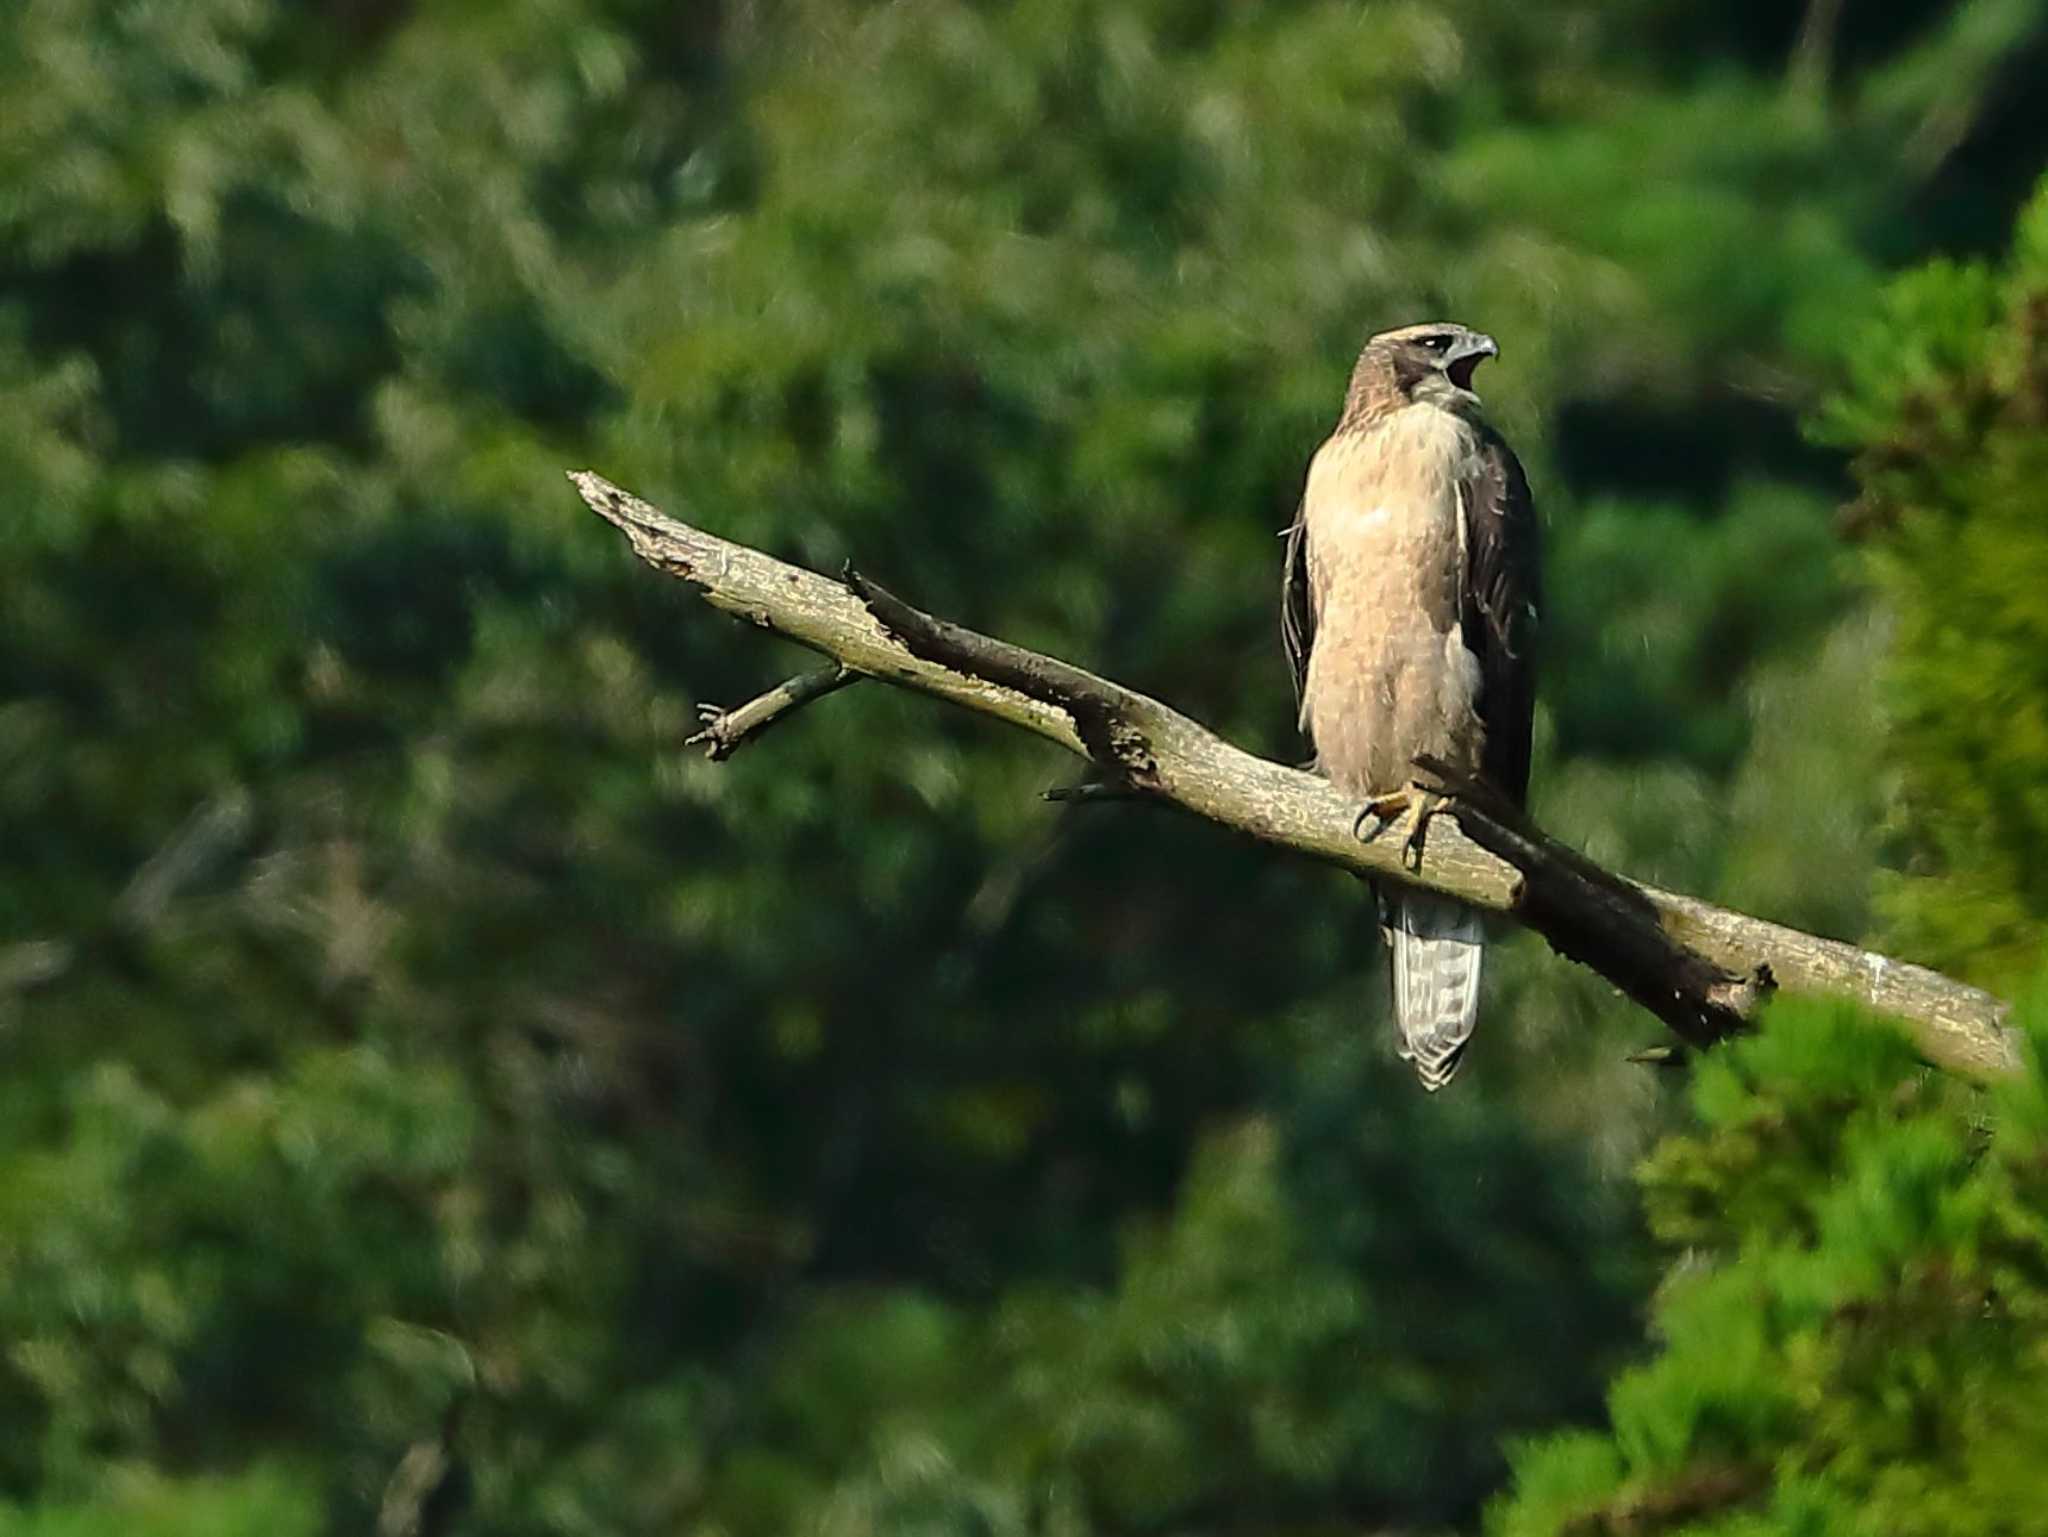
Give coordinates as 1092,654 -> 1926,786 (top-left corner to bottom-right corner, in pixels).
1421,334 -> 1452,352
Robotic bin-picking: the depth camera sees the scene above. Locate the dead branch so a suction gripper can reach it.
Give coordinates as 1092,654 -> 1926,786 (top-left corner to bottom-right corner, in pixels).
569,470 -> 2021,1082
687,664 -> 856,760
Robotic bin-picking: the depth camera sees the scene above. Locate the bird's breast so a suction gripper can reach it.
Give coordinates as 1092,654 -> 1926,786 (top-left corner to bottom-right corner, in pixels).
1305,404 -> 1476,632
1300,403 -> 1486,792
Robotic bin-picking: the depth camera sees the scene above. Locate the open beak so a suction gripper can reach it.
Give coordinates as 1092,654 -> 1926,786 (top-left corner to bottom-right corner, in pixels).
1446,332 -> 1498,393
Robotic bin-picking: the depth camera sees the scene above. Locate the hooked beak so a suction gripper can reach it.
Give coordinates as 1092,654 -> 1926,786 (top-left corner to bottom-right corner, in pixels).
1446,332 -> 1498,393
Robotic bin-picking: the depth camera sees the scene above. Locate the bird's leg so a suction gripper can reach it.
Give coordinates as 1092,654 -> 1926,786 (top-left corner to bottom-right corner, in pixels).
1350,788 -> 1412,843
1403,787 -> 1450,870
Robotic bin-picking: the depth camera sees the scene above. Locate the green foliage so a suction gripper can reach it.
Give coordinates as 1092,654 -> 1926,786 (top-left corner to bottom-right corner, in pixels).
1497,186 -> 2048,1537
0,1466 -> 319,1537
1820,182 -> 2048,987
2,1 -> 2046,1532
1493,992 -> 2048,1537
676,1032 -> 1640,1535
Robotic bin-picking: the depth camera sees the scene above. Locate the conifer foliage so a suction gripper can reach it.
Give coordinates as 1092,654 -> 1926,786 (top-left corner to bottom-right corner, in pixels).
1495,996 -> 2048,1537
1823,186 -> 2048,991
1497,184 -> 2048,1537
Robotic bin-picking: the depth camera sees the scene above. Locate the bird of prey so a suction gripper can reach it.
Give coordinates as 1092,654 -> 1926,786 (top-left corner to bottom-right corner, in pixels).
1282,322 -> 1539,1090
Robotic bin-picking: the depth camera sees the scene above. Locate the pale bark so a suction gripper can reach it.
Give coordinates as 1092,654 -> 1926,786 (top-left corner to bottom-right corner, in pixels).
571,470 -> 2021,1083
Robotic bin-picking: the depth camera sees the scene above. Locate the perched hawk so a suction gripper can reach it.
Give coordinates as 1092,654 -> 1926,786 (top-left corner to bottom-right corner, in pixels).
1282,322 -> 1539,1090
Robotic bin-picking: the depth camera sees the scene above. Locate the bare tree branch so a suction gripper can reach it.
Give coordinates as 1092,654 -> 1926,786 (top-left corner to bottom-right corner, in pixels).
570,470 -> 2022,1083
687,664 -> 856,760
1787,0 -> 1846,99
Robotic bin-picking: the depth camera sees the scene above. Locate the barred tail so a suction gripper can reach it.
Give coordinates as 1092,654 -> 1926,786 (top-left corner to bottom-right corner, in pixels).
1387,893 -> 1485,1091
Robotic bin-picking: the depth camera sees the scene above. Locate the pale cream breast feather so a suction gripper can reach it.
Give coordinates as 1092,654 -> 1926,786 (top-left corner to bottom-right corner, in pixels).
1303,403 -> 1477,632
1298,401 -> 1487,794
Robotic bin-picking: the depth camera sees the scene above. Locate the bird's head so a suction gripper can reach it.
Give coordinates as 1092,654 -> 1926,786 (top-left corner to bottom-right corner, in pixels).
1345,321 -> 1499,419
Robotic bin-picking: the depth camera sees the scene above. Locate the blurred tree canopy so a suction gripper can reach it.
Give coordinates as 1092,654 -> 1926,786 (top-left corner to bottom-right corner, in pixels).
1,1 -> 2045,1533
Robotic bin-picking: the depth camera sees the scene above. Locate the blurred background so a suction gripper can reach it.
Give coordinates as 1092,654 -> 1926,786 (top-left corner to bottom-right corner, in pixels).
4,1 -> 2048,1533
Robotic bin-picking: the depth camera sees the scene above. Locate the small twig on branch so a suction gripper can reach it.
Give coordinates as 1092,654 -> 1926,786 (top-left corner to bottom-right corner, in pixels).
1562,1462 -> 1767,1537
1626,1045 -> 1687,1068
687,664 -> 855,760
570,469 -> 2023,1082
1043,780 -> 1155,806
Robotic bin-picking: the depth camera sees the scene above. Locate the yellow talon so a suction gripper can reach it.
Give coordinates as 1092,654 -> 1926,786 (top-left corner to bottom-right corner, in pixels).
1351,789 -> 1412,843
1403,788 -> 1449,869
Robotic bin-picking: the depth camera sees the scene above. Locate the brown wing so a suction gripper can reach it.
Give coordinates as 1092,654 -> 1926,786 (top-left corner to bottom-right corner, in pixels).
1460,424 -> 1540,807
1281,499 -> 1314,715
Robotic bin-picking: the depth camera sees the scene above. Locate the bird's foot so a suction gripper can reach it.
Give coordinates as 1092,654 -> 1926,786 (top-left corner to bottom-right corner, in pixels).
1403,788 -> 1450,871
1350,789 -> 1412,844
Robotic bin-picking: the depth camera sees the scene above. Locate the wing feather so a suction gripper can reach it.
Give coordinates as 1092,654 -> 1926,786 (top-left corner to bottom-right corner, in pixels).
1281,500 -> 1315,712
1459,425 -> 1540,807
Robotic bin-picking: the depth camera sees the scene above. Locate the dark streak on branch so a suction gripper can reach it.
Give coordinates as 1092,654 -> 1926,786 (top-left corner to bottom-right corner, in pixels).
570,469 -> 2022,1082
844,565 -> 1161,786
1043,780 -> 1157,806
1412,754 -> 1767,1049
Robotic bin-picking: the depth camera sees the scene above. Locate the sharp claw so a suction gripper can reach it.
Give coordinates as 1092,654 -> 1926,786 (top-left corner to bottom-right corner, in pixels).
696,703 -> 725,723
1402,790 -> 1449,870
1350,790 -> 1411,844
